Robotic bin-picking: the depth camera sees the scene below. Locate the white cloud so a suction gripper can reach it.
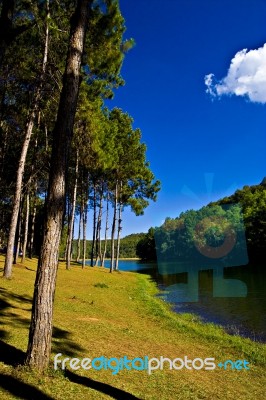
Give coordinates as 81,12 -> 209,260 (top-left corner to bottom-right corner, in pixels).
205,43 -> 266,103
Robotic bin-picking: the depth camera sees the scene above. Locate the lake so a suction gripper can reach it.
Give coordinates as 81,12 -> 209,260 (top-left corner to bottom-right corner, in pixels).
91,259 -> 266,342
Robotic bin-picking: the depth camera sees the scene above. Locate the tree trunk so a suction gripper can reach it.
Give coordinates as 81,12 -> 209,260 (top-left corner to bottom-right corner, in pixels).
82,198 -> 87,269
21,192 -> 30,263
14,201 -> 22,265
29,200 -> 37,259
76,206 -> 82,262
3,112 -> 36,277
25,0 -> 91,371
110,180 -> 118,273
115,184 -> 123,271
90,182 -> 97,266
95,184 -> 103,266
101,190 -> 109,267
66,150 -> 79,269
64,194 -> 71,260
3,0 -> 50,278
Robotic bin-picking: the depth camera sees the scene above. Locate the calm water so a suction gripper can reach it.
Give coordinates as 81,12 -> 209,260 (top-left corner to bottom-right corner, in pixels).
93,260 -> 266,342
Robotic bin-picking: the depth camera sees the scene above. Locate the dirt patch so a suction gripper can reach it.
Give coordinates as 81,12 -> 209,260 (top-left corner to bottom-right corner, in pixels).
77,317 -> 100,322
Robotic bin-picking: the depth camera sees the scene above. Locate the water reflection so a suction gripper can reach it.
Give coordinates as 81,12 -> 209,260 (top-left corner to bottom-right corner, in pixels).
86,260 -> 266,342
156,265 -> 266,342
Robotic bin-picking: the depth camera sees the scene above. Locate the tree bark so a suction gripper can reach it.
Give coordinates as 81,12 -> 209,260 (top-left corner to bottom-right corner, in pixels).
29,200 -> 37,259
14,200 -> 22,265
25,0 -> 91,371
110,180 -> 118,273
66,150 -> 79,269
101,189 -> 109,267
76,206 -> 82,262
90,182 -> 97,266
21,192 -> 30,263
3,112 -> 36,277
94,183 -> 103,266
115,183 -> 123,270
64,193 -> 71,260
82,197 -> 87,269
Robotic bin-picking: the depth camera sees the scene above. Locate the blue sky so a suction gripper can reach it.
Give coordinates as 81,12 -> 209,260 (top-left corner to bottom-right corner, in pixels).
97,0 -> 266,238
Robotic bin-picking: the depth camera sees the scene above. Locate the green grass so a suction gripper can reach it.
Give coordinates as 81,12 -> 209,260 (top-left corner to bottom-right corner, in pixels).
0,255 -> 265,399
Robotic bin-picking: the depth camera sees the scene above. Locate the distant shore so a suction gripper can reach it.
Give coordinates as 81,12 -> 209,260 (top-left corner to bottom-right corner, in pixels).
70,257 -> 141,262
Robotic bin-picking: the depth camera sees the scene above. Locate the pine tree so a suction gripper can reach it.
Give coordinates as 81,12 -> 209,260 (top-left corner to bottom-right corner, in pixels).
25,0 -> 92,371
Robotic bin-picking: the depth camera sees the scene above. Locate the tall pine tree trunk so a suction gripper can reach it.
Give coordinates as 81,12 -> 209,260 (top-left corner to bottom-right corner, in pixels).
21,192 -> 30,263
29,201 -> 37,259
25,0 -> 91,371
101,190 -> 109,267
94,184 -> 103,266
14,200 -> 22,265
64,194 -> 71,260
3,0 -> 50,278
90,182 -> 97,266
76,206 -> 82,262
66,150 -> 79,269
82,199 -> 87,269
110,180 -> 118,273
115,183 -> 123,271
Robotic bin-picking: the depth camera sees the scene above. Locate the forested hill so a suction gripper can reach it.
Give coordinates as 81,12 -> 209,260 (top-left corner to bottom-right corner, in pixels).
211,178 -> 266,263
70,233 -> 146,260
136,179 -> 266,264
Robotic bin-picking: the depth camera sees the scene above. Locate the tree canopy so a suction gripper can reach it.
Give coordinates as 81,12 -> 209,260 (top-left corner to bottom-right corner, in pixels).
137,179 -> 266,267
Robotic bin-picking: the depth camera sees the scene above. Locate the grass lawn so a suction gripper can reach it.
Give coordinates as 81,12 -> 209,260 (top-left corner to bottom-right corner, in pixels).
0,255 -> 265,399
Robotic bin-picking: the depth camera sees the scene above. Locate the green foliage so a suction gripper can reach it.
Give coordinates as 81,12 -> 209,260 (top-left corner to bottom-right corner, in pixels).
0,0 -> 160,266
137,180 -> 266,264
212,178 -> 266,263
136,228 -> 157,261
71,232 -> 146,260
107,107 -> 161,214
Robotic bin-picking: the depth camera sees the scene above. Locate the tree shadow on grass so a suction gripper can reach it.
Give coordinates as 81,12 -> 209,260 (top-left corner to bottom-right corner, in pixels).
0,288 -> 85,358
0,339 -> 25,366
0,287 -> 32,306
0,373 -> 55,400
0,288 -> 141,399
0,341 -> 55,399
0,288 -> 32,347
52,326 -> 85,357
65,370 -> 141,400
0,342 -> 141,400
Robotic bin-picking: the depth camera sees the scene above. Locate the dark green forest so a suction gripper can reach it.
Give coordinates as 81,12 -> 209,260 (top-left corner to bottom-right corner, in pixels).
136,179 -> 266,266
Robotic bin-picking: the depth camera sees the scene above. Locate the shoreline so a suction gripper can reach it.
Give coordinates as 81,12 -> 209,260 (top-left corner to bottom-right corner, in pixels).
0,255 -> 265,399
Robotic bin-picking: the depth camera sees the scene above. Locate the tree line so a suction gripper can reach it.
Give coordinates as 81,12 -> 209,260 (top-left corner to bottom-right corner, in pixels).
0,0 -> 160,371
60,233 -> 146,260
0,0 -> 160,274
137,179 -> 266,266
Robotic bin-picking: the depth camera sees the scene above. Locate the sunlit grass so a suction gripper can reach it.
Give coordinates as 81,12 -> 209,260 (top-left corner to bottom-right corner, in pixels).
0,255 -> 265,399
